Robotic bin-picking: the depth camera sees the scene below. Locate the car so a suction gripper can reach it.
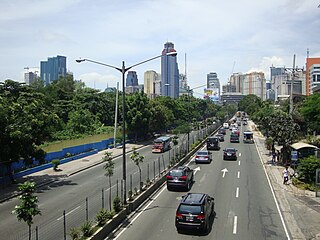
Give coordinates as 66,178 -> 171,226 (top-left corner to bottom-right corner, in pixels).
166,166 -> 194,191
175,193 -> 215,232
223,148 -> 237,160
195,150 -> 212,163
218,128 -> 226,135
230,133 -> 240,143
216,133 -> 224,142
206,136 -> 220,150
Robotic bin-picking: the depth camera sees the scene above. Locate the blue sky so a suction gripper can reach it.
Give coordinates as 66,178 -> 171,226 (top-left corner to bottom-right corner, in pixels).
0,0 -> 319,95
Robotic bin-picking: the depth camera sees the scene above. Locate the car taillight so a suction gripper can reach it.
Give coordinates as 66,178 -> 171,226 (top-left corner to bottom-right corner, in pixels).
179,175 -> 187,181
166,175 -> 173,180
196,214 -> 205,220
176,213 -> 183,219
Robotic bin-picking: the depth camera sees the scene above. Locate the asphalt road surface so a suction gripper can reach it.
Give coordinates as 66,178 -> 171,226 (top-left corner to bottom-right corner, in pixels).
108,126 -> 289,240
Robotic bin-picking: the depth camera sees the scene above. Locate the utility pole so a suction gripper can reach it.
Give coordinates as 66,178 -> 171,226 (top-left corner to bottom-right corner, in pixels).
289,54 -> 295,116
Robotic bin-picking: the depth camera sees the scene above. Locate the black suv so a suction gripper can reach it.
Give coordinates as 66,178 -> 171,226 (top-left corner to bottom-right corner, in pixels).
166,166 -> 194,191
175,193 -> 214,232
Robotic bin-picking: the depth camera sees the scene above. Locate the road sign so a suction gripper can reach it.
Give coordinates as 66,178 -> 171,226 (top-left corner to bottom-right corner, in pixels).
291,150 -> 298,162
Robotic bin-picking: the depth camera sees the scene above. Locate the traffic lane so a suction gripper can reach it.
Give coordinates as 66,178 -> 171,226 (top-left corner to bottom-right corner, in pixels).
237,143 -> 288,239
112,157 -> 219,240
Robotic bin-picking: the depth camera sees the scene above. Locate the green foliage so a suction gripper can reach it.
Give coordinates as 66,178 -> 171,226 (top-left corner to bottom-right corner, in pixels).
296,156 -> 320,183
113,196 -> 122,213
69,227 -> 81,240
51,159 -> 60,171
80,221 -> 94,237
300,93 -> 320,134
103,152 -> 114,211
12,181 -> 41,228
130,148 -> 144,190
95,208 -> 113,226
238,94 -> 262,116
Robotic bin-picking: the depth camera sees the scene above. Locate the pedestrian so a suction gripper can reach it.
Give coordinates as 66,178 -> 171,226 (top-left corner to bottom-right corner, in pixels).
283,166 -> 290,185
272,151 -> 276,165
276,150 -> 280,162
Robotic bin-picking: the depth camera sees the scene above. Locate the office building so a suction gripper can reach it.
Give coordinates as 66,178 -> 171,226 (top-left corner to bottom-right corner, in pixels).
126,71 -> 138,87
306,57 -> 320,95
144,70 -> 160,99
161,42 -> 179,98
242,72 -> 266,100
206,72 -> 220,101
229,73 -> 245,93
40,55 -> 66,85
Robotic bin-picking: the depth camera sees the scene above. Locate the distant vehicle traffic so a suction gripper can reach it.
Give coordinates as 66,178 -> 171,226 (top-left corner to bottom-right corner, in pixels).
218,128 -> 226,135
166,166 -> 194,191
206,136 -> 220,150
175,193 -> 215,233
223,122 -> 229,129
152,136 -> 171,153
223,148 -> 237,160
195,151 -> 212,164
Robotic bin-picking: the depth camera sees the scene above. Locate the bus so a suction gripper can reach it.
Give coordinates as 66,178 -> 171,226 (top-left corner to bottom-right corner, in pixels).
152,136 -> 172,153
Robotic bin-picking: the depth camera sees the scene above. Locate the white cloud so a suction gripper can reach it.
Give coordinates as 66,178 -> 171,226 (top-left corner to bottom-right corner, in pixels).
78,72 -> 120,91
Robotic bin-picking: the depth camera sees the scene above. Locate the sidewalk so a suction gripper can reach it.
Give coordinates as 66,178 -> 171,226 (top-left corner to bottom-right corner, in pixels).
248,121 -> 320,240
0,142 -> 148,203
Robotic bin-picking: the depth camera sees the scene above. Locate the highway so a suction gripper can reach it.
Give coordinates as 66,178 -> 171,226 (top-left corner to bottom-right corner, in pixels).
108,125 -> 289,240
0,125 -> 215,240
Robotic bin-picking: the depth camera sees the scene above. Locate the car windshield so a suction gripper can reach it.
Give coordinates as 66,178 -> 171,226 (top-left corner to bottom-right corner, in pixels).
169,170 -> 183,177
178,204 -> 202,214
226,149 -> 235,153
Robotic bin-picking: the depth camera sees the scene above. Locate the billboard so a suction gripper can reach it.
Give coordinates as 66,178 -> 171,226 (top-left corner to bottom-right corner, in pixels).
204,88 -> 220,102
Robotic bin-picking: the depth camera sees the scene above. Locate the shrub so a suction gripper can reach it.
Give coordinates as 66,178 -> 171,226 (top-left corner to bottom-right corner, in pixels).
80,221 -> 94,237
65,152 -> 72,158
69,227 -> 80,240
51,159 -> 60,171
113,196 -> 122,213
296,156 -> 320,183
95,209 -> 109,226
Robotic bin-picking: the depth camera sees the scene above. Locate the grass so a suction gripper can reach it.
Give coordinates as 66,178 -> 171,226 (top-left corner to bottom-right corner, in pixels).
41,132 -> 115,153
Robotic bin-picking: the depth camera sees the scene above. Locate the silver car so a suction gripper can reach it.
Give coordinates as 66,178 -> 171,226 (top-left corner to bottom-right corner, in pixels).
195,150 -> 212,164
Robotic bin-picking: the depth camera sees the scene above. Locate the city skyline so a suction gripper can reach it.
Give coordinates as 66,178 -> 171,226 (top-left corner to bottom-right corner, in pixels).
0,0 -> 319,91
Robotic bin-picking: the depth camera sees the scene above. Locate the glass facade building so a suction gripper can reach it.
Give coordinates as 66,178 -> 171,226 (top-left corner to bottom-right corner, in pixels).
40,55 -> 66,85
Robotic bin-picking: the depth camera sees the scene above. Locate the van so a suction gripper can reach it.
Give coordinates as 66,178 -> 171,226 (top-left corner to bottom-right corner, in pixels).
223,123 -> 229,129
207,136 -> 220,150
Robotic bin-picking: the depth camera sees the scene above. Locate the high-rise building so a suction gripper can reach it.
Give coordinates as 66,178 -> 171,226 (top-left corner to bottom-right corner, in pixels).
161,42 -> 179,98
126,71 -> 138,87
144,70 -> 160,98
229,73 -> 245,93
306,57 -> 320,95
40,55 -> 66,85
206,72 -> 220,101
242,72 -> 266,100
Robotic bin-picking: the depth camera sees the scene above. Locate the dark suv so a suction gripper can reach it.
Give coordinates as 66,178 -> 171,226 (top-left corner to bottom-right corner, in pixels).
166,166 -> 194,191
175,193 -> 214,232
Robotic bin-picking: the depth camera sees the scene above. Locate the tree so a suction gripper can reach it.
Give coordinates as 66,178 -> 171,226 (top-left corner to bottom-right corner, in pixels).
0,80 -> 59,182
125,92 -> 151,141
238,94 -> 262,116
130,147 -> 144,191
297,156 -> 320,184
300,93 -> 320,134
12,181 -> 41,240
103,152 -> 114,211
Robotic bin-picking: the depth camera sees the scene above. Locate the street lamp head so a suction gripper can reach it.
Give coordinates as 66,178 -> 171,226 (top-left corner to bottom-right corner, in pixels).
166,51 -> 177,57
76,59 -> 86,63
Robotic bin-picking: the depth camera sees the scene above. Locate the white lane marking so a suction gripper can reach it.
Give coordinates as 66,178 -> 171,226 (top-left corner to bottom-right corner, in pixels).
237,171 -> 240,179
238,161 -> 241,166
236,187 -> 239,198
255,140 -> 291,239
221,168 -> 228,178
114,184 -> 167,240
233,216 -> 238,234
239,153 -> 241,157
57,206 -> 81,221
193,167 -> 201,175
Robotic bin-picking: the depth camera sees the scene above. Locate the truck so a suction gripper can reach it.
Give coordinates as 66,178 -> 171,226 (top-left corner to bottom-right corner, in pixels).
152,136 -> 172,153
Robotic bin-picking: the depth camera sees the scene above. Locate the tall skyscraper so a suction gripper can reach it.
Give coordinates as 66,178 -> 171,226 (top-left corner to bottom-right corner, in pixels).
161,42 -> 179,98
144,70 -> 160,98
206,72 -> 220,101
242,72 -> 266,100
40,55 -> 66,85
125,71 -> 139,94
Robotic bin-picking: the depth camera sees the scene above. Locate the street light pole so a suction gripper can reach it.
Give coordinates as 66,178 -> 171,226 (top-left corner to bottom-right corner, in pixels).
76,52 -> 176,205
